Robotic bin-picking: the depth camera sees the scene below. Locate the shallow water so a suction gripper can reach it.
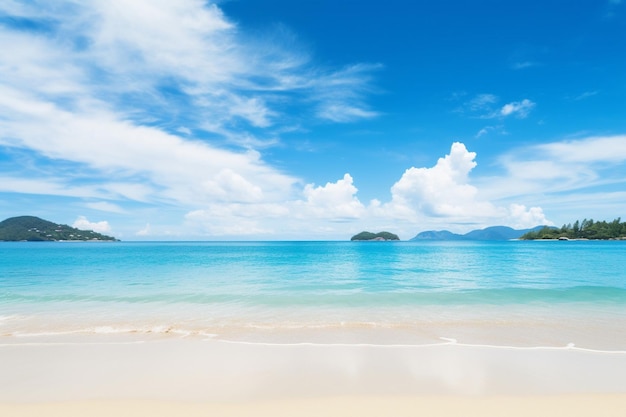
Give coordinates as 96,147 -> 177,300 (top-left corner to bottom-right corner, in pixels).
1,240 -> 625,348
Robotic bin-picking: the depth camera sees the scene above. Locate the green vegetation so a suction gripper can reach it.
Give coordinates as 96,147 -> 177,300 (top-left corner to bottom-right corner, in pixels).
351,231 -> 400,241
0,216 -> 118,241
520,218 -> 626,240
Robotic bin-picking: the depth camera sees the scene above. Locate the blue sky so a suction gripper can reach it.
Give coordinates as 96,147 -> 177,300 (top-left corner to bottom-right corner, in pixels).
0,0 -> 625,240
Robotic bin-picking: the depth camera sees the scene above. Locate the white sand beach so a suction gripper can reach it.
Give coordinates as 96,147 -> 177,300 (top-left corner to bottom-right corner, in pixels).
3,395 -> 626,417
2,336 -> 626,416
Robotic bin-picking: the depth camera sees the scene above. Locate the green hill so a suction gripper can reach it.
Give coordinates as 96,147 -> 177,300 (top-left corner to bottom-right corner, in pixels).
0,216 -> 119,241
351,231 -> 400,241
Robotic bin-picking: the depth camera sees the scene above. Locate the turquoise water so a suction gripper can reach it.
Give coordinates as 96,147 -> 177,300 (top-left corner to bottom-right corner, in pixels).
1,241 -> 626,346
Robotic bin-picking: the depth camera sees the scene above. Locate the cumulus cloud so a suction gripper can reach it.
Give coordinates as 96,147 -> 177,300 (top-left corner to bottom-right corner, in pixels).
175,141 -> 557,238
388,142 -> 493,218
380,142 -> 552,229
182,174 -> 366,237
72,216 -> 112,234
507,204 -> 552,229
299,174 -> 365,219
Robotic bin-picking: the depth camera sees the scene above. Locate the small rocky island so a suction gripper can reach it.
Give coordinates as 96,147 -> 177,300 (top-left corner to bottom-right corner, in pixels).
351,231 -> 400,241
0,216 -> 118,241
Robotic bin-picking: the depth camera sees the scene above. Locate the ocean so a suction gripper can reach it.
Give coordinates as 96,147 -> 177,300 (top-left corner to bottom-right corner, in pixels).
2,240 -> 626,349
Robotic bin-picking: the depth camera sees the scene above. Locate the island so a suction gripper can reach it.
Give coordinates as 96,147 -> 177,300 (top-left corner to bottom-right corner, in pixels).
520,218 -> 626,240
351,231 -> 400,241
0,216 -> 119,241
410,225 -> 545,241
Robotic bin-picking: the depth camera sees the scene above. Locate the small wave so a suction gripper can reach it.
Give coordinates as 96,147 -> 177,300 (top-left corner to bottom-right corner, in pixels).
4,325 -> 217,340
213,337 -> 626,354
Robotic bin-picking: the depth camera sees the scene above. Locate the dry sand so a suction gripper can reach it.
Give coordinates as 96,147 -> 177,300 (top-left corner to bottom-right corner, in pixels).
2,337 -> 626,416
2,395 -> 626,417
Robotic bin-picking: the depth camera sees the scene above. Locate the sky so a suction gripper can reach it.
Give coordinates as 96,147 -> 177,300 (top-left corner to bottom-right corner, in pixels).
0,0 -> 625,240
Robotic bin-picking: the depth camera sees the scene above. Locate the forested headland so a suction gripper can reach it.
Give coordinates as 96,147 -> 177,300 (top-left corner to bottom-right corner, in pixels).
520,218 -> 626,240
0,216 -> 118,241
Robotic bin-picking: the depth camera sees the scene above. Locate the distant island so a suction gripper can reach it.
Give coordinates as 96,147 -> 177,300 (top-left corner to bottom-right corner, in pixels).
351,231 -> 400,241
0,216 -> 119,241
410,226 -> 546,241
520,218 -> 626,240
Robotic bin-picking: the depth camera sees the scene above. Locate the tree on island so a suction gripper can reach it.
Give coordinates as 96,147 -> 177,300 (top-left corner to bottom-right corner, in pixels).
520,218 -> 626,240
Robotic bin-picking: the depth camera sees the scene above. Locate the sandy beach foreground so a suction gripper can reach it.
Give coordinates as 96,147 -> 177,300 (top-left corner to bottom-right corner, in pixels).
2,336 -> 626,415
3,395 -> 626,417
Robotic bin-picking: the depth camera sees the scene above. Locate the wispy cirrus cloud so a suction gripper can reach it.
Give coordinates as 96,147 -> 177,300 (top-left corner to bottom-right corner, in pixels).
0,0 -> 380,216
458,94 -> 536,120
511,61 -> 538,70
499,99 -> 535,118
478,135 -> 626,202
573,91 -> 599,101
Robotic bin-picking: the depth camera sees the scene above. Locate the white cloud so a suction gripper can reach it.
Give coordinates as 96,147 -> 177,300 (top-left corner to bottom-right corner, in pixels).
507,204 -> 552,229
492,135 -> 626,197
476,135 -> 626,216
573,91 -> 599,101
468,94 -> 498,111
499,99 -> 535,118
72,216 -> 112,234
317,104 -> 379,123
181,174 -> 365,237
85,201 -> 126,214
136,223 -> 151,236
387,142 -> 495,218
0,85 -> 298,206
0,176 -> 106,199
377,142 -> 553,230
313,64 -> 382,123
535,135 -> 626,164
185,208 -> 279,236
460,95 -> 535,120
299,174 -> 365,219
0,0 -> 381,222
475,125 -> 506,138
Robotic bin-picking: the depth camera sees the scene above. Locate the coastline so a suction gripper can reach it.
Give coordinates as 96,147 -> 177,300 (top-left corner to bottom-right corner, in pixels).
3,240 -> 625,415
